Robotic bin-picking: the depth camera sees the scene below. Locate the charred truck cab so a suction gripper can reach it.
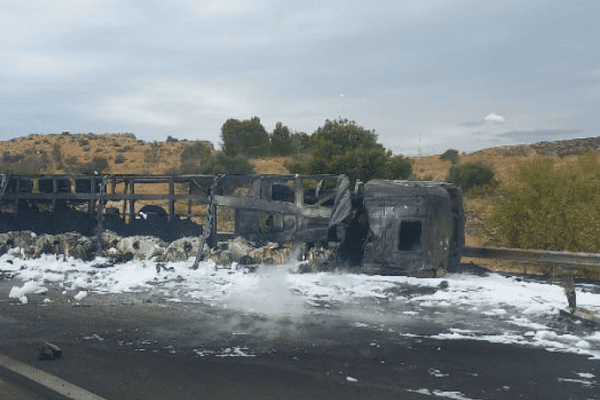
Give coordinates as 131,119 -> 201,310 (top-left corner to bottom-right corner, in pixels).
331,179 -> 464,277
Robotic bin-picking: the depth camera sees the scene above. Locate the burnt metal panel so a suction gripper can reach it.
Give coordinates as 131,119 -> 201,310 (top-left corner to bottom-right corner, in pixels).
360,180 -> 456,276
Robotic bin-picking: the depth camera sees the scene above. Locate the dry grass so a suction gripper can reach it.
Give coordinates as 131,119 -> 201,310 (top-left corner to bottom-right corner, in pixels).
250,157 -> 290,174
2,133 -> 216,175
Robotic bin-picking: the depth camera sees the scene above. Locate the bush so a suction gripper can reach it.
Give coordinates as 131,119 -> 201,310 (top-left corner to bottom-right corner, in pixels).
79,139 -> 89,146
446,163 -> 496,193
440,149 -> 459,164
386,154 -> 414,180
52,144 -> 62,163
285,119 -> 412,184
490,154 -> 600,252
144,143 -> 161,165
166,135 -> 178,143
76,157 -> 109,174
2,152 -> 25,164
114,155 -> 126,164
180,142 -> 212,173
117,145 -> 133,153
65,157 -> 78,166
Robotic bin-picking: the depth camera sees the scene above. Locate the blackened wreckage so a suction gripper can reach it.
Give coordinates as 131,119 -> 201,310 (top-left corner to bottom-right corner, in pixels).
0,173 -> 464,276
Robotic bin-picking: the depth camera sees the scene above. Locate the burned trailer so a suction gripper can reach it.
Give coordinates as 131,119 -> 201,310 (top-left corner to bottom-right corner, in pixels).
0,173 -> 209,241
331,180 -> 464,277
0,172 -> 465,277
214,174 -> 341,245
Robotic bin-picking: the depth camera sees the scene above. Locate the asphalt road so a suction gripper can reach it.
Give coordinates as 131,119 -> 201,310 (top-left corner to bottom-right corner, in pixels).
0,277 -> 598,400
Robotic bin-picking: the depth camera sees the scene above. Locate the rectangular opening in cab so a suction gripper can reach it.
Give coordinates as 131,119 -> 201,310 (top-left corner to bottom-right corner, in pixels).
398,220 -> 422,251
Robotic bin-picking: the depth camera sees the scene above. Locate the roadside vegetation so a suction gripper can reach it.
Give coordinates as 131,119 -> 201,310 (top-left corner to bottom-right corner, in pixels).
490,153 -> 600,254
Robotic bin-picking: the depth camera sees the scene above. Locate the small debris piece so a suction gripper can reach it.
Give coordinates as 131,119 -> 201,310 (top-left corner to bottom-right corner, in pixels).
38,341 -> 63,361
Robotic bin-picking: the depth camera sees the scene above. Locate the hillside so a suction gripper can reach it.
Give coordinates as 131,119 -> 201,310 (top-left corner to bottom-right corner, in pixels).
0,132 -> 215,175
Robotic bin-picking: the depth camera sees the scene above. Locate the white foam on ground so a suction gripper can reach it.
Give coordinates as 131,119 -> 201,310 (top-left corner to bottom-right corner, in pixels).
2,250 -> 600,359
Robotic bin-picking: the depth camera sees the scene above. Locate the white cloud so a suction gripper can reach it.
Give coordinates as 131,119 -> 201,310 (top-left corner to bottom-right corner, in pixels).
484,112 -> 506,124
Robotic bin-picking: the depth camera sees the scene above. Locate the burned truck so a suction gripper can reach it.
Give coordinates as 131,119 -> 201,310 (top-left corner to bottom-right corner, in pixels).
0,173 -> 464,276
226,175 -> 464,276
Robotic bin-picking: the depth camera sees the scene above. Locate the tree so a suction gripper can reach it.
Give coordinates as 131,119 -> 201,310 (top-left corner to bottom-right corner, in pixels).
270,122 -> 293,156
310,118 -> 384,159
289,131 -> 312,156
285,118 -> 412,184
440,149 -> 459,164
221,117 -> 270,157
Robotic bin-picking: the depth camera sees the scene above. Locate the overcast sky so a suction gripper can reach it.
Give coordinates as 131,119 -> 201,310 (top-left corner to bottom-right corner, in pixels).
1,0 -> 598,155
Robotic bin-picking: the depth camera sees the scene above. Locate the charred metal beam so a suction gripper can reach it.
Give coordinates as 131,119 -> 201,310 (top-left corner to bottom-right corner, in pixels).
213,195 -> 332,219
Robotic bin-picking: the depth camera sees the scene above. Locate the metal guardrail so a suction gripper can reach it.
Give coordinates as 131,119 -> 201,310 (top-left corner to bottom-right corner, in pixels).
463,246 -> 600,269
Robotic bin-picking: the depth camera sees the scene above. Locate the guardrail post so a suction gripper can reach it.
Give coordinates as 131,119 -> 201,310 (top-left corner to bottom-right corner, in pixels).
563,273 -> 576,310
129,178 -> 135,224
168,178 -> 174,222
295,176 -> 303,231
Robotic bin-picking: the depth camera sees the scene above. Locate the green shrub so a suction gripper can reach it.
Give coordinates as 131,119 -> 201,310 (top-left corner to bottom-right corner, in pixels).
180,142 -> 212,173
446,163 -> 496,193
2,152 -> 25,164
285,119 -> 412,184
117,145 -> 132,153
439,149 -> 459,164
194,153 -> 255,174
76,157 -> 109,174
114,154 -> 126,164
65,157 -> 78,166
490,154 -> 600,252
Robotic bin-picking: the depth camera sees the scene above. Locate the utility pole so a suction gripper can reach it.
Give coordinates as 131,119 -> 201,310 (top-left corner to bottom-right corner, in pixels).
418,135 -> 422,157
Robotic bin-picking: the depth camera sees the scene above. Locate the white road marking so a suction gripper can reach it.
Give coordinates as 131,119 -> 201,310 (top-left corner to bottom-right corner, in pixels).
0,352 -> 107,400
